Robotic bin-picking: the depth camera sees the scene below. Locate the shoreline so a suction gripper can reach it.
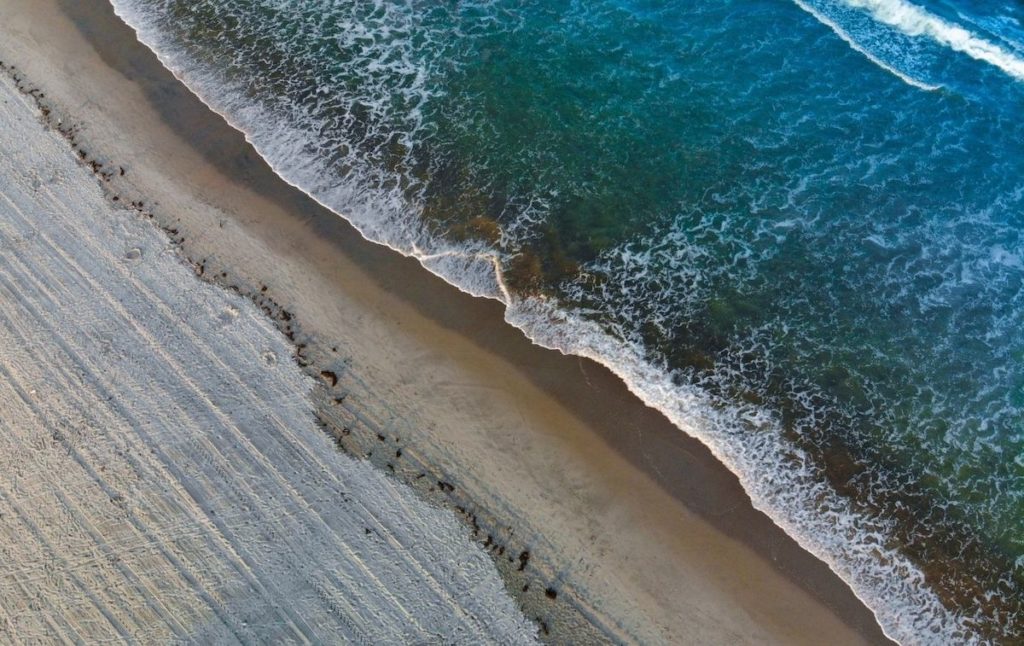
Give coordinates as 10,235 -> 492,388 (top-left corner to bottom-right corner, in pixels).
102,5 -> 962,642
0,0 -> 893,643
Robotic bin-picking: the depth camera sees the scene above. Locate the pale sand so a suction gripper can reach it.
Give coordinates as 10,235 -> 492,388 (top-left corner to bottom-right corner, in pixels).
0,0 -> 892,643
0,71 -> 536,643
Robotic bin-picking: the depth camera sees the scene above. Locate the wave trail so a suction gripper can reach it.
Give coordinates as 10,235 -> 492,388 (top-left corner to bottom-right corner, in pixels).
793,0 -> 942,91
805,0 -> 1024,83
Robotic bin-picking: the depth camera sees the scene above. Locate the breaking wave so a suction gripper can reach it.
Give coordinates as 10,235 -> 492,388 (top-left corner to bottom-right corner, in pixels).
796,0 -> 1024,91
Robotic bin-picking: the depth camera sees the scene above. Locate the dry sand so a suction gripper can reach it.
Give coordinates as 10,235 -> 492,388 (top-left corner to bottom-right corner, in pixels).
0,71 -> 537,643
0,0 -> 893,643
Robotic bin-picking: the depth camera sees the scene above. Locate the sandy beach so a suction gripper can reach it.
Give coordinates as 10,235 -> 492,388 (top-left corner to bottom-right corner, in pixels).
0,67 -> 538,643
0,0 -> 893,643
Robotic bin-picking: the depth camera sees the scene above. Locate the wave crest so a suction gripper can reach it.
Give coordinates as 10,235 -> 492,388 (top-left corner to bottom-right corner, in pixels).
796,0 -> 1024,90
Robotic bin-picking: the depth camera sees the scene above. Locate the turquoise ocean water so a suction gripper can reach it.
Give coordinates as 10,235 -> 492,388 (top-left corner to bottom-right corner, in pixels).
109,0 -> 1024,641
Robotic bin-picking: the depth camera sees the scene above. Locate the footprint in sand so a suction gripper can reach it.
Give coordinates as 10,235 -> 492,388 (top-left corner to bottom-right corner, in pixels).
217,305 -> 240,326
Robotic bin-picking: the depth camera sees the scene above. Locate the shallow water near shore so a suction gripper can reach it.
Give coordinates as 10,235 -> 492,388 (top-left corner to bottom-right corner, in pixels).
108,0 -> 1024,641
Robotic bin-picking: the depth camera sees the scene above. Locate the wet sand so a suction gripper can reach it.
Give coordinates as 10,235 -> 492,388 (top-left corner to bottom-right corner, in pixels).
0,0 -> 893,643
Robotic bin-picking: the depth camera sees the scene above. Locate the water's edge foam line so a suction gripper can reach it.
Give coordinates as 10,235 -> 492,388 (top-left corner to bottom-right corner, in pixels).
103,2 -> 982,642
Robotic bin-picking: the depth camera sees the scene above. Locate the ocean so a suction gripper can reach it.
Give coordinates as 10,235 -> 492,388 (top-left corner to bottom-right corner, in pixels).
107,0 -> 1024,641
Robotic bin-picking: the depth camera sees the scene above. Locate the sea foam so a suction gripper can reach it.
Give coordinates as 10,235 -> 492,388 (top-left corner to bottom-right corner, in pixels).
797,0 -> 1024,88
792,0 -> 942,91
844,0 -> 1024,80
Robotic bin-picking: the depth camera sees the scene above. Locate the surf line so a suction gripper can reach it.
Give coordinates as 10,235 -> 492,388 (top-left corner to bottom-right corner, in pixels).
792,0 -> 942,92
802,0 -> 1024,85
844,0 -> 1024,81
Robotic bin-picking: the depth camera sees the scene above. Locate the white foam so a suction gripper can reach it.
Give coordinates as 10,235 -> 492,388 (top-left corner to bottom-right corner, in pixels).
792,0 -> 943,91
847,0 -> 1024,80
802,0 -> 1024,85
504,299 -> 980,645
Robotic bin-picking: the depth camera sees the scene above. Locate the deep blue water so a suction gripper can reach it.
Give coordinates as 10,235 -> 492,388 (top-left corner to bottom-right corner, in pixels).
111,0 -> 1024,641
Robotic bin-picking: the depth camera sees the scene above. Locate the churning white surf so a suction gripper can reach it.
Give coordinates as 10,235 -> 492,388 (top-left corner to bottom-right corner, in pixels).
792,0 -> 943,91
815,0 -> 1024,81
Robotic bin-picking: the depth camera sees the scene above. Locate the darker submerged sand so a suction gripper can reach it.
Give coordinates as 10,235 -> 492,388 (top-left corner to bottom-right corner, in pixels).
0,0 -> 893,642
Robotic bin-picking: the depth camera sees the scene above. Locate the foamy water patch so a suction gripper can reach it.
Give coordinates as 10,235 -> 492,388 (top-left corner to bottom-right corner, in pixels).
503,297 -> 979,644
845,0 -> 1024,80
108,0 -> 513,302
793,0 -> 942,90
797,0 -> 1024,88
